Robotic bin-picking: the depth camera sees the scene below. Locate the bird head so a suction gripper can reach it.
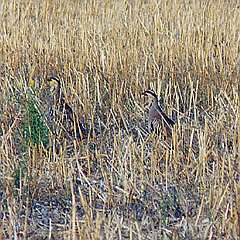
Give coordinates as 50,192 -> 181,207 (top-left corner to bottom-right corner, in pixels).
141,89 -> 158,100
47,76 -> 61,94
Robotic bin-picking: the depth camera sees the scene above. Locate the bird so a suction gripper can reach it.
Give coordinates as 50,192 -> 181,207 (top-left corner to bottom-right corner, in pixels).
46,76 -> 88,139
141,89 -> 175,137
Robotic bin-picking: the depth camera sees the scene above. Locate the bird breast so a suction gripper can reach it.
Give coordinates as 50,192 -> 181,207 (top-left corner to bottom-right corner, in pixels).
149,105 -> 161,120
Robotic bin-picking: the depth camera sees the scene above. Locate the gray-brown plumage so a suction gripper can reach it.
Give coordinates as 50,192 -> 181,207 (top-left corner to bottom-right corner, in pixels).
46,76 -> 88,139
142,89 -> 175,137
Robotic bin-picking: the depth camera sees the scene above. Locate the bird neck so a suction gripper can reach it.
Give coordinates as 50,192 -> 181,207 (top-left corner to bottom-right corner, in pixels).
152,98 -> 163,113
52,86 -> 62,103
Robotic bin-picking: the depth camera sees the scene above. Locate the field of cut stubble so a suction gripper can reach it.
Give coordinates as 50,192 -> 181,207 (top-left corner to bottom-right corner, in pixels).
0,0 -> 239,239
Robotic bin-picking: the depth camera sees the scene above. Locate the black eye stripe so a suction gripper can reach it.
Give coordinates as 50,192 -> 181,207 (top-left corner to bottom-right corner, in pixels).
143,90 -> 158,98
47,76 -> 60,83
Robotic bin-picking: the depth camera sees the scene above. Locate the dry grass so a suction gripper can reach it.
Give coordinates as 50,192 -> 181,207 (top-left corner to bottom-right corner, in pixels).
0,0 -> 239,239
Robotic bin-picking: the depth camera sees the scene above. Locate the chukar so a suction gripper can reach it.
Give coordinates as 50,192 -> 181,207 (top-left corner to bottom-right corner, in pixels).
142,89 -> 175,137
46,76 -> 88,139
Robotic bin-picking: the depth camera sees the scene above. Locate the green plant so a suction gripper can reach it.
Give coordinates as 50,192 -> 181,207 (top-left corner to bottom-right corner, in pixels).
20,88 -> 49,150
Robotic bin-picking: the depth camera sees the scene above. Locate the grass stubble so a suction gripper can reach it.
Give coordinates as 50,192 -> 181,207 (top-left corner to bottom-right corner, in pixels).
0,0 -> 239,239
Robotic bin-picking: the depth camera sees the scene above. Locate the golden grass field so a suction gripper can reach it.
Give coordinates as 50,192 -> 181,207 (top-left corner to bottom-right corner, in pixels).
0,0 -> 239,239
